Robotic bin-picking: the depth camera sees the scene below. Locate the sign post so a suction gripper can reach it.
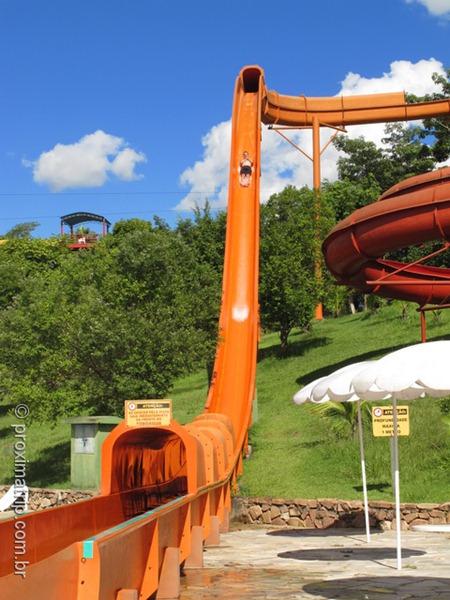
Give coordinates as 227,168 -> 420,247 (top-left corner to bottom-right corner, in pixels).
372,403 -> 410,571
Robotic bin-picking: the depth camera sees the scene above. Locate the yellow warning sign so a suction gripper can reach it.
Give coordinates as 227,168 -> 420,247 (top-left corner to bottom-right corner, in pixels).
125,399 -> 172,427
372,406 -> 409,437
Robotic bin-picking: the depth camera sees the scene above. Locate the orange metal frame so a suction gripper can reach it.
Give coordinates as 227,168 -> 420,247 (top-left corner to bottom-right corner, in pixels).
1,66 -> 449,599
269,121 -> 347,321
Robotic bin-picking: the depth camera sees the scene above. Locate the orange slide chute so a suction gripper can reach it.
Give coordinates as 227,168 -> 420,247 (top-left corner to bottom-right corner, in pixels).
261,88 -> 450,127
0,66 -> 449,599
323,167 -> 450,306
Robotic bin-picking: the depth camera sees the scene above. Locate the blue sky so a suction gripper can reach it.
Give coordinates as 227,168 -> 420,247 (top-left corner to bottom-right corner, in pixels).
0,0 -> 449,236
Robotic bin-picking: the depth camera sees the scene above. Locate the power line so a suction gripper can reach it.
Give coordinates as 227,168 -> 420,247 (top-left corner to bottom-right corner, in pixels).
0,206 -> 225,222
0,190 -> 220,197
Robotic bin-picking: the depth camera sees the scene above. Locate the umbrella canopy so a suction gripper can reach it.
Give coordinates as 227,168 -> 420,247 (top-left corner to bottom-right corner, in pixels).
295,341 -> 450,404
293,361 -> 384,404
353,341 -> 450,400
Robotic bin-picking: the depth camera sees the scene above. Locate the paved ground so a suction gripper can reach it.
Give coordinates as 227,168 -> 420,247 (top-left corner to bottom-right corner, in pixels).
181,526 -> 450,599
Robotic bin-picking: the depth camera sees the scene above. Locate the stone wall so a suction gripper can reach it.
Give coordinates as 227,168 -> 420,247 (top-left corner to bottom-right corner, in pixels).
233,497 -> 450,530
0,485 -> 95,511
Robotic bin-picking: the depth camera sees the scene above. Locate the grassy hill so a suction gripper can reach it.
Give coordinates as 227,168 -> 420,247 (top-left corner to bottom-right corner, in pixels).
241,303 -> 450,503
1,302 -> 449,502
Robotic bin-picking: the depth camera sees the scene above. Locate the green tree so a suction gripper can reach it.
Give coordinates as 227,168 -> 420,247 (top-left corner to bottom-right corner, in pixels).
3,221 -> 39,239
0,238 -> 67,309
310,400 -> 371,438
0,229 -> 218,421
176,204 -> 225,380
381,122 -> 435,184
176,203 -> 226,273
259,186 -> 331,353
321,177 -> 381,222
334,136 -> 390,190
112,218 -> 152,237
334,122 -> 436,193
407,67 -> 450,163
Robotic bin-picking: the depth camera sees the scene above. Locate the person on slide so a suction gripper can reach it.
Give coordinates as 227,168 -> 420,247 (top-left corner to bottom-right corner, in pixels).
239,151 -> 253,187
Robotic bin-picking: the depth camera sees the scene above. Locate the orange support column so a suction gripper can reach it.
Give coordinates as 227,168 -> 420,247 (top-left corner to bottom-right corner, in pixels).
312,116 -> 323,321
220,484 -> 231,533
156,547 -> 180,600
420,310 -> 427,343
138,521 -> 160,599
205,516 -> 221,547
184,525 -> 204,569
220,507 -> 230,533
116,590 -> 138,600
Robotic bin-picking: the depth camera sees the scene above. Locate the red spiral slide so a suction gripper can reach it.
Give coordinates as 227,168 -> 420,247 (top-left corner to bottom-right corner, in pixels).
323,167 -> 450,307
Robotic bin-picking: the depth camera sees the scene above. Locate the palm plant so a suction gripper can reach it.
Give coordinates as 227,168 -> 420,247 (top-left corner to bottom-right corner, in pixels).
310,400 -> 371,438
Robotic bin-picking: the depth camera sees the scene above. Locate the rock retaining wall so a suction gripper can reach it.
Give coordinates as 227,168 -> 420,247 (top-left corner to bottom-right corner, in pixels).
233,497 -> 450,530
0,485 -> 95,511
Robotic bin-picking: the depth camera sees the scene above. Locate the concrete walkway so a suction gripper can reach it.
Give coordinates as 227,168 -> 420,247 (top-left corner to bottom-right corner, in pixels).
181,526 -> 450,599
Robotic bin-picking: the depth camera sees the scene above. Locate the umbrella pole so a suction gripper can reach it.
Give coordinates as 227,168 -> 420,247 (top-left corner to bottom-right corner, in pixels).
392,397 -> 402,570
357,400 -> 371,543
390,437 -> 395,493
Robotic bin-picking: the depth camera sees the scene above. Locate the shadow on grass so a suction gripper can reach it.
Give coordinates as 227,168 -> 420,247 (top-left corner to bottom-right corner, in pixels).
173,381 -> 208,395
0,404 -> 14,417
353,482 -> 390,493
295,332 -> 450,387
0,426 -> 14,439
295,344 -> 403,386
259,336 -> 331,361
27,441 -> 70,487
297,440 -> 323,449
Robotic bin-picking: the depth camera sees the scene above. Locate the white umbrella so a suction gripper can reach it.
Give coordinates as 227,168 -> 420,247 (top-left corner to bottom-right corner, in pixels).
293,341 -> 450,570
294,360 -> 376,544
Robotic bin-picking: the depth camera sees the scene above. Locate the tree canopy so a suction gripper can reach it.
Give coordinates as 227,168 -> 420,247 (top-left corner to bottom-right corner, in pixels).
334,122 -> 436,194
259,186 -> 333,352
3,221 -> 39,239
0,229 -> 219,421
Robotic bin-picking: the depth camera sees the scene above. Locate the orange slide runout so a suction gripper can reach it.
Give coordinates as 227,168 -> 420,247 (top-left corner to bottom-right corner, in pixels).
0,66 -> 449,599
323,167 -> 450,306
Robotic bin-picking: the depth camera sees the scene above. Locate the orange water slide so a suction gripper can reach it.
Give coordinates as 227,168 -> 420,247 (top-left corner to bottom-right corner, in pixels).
205,65 -> 262,448
261,86 -> 450,126
323,167 -> 450,306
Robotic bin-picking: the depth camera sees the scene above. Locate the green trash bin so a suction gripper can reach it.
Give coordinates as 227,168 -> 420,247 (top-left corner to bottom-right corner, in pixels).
66,416 -> 121,490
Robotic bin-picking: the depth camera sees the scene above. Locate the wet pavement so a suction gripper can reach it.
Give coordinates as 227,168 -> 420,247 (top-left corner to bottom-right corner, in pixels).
181,526 -> 450,599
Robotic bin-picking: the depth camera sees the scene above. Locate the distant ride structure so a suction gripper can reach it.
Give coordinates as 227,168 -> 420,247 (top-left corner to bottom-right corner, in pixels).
0,67 -> 449,599
323,167 -> 450,340
60,212 -> 111,250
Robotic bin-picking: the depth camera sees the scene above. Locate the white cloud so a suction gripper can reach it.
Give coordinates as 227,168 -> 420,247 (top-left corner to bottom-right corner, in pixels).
178,121 -> 231,210
110,147 -> 146,181
405,0 -> 450,17
25,130 -> 146,191
177,59 -> 447,210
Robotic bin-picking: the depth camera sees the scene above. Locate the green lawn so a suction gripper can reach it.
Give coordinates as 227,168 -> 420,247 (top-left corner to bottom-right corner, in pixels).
1,302 -> 449,502
241,303 -> 450,503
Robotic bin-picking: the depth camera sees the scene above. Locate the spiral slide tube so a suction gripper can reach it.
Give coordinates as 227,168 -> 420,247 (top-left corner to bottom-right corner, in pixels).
323,167 -> 450,306
0,66 -> 448,599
